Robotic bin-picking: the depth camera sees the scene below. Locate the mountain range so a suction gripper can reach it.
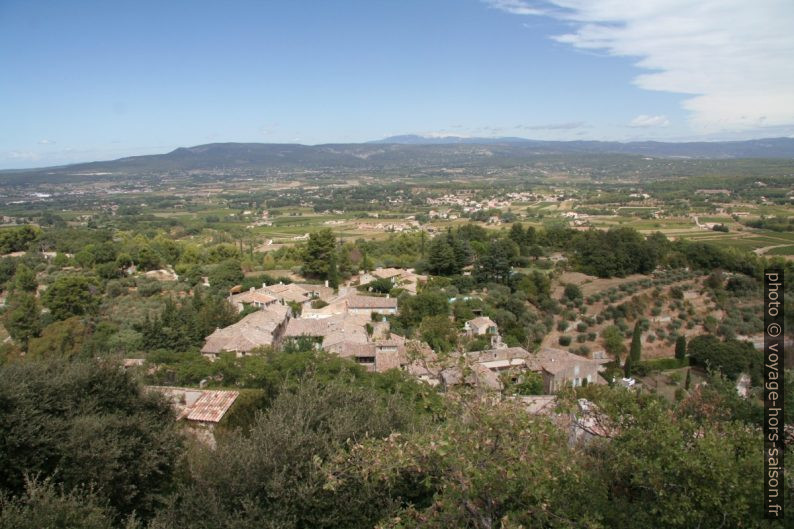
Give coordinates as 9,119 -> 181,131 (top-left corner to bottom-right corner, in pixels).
2,137 -> 793,184
371,135 -> 794,157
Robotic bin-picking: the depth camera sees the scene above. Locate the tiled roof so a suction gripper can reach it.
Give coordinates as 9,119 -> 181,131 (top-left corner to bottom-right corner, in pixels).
185,390 -> 239,423
346,294 -> 397,309
230,289 -> 278,305
372,267 -> 404,279
467,347 -> 600,375
201,305 -> 290,353
285,313 -> 369,340
262,283 -> 312,303
467,316 -> 497,328
293,283 -> 335,300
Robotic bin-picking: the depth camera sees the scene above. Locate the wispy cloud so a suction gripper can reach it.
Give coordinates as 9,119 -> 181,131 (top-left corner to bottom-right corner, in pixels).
629,115 -> 669,128
37,139 -> 55,145
483,0 -> 548,16
485,0 -> 794,133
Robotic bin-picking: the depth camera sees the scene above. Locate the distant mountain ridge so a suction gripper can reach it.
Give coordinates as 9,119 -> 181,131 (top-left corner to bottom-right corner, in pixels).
2,137 -> 793,184
371,135 -> 794,157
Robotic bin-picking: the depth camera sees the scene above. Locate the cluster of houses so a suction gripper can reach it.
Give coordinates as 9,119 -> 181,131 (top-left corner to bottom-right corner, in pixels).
357,267 -> 427,295
199,268 -> 605,397
201,279 -> 403,372
354,221 -> 420,232
449,346 -> 604,394
147,266 -> 608,436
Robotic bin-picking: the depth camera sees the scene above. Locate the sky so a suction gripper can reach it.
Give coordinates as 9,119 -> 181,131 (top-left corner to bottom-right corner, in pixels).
1,0 -> 793,169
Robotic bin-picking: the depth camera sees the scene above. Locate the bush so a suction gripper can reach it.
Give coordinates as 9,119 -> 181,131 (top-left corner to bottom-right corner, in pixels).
0,359 -> 181,520
137,280 -> 163,298
558,335 -> 572,346
639,357 -> 688,372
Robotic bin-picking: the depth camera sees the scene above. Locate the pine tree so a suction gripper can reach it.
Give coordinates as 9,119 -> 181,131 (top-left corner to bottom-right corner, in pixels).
3,292 -> 42,348
427,238 -> 456,276
509,223 -> 526,253
12,264 -> 37,293
302,229 -> 336,279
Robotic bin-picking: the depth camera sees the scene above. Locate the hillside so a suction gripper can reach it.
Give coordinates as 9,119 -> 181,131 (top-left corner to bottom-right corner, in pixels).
1,138 -> 793,185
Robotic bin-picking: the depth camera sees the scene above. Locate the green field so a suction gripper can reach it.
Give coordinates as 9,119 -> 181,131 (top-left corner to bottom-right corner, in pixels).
766,245 -> 794,256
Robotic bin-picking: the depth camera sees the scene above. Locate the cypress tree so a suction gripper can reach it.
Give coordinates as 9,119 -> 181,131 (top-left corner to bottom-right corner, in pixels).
675,335 -> 687,361
629,321 -> 642,363
327,252 -> 339,289
685,368 -> 692,390
624,353 -> 633,379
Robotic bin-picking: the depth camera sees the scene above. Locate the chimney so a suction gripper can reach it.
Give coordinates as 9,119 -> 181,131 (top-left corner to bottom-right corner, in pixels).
262,282 -> 267,288
325,280 -> 329,288
386,293 -> 390,298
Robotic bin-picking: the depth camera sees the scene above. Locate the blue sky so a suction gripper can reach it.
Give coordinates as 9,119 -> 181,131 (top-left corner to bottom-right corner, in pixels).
1,0 -> 793,168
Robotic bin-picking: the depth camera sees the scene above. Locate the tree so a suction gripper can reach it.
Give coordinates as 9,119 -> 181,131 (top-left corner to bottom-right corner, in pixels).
473,238 -> 518,284
137,291 -> 239,352
563,283 -> 582,301
363,277 -> 393,294
12,264 -> 37,293
359,248 -> 373,272
27,317 -> 88,359
426,237 -> 458,276
327,399 -> 599,529
603,325 -> 626,364
42,276 -> 100,320
398,290 -> 449,330
685,368 -> 692,390
303,229 -> 337,279
208,259 -> 243,292
573,227 -> 660,278
675,335 -> 687,361
418,315 -> 458,354
327,251 -> 340,289
0,225 -> 38,254
153,377 -> 423,529
629,321 -> 642,363
507,371 -> 544,395
0,479 -> 119,529
687,334 -> 757,380
0,359 -> 181,520
623,352 -> 633,378
3,293 -> 41,348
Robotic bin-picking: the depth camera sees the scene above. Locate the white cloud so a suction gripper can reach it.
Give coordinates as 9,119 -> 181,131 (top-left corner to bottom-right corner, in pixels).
486,0 -> 794,133
629,114 -> 669,128
38,139 -> 55,145
483,0 -> 548,16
